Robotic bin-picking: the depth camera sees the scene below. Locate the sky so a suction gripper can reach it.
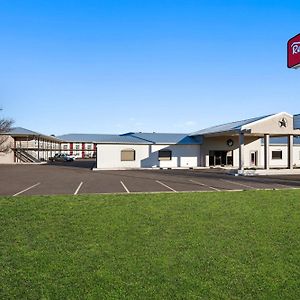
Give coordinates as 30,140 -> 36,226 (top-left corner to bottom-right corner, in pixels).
0,0 -> 299,135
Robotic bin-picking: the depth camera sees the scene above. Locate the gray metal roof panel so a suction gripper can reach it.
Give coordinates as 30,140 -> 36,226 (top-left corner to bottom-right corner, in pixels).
57,132 -> 202,144
57,133 -> 152,144
7,127 -> 44,136
189,115 -> 273,136
124,132 -> 202,144
6,127 -> 61,141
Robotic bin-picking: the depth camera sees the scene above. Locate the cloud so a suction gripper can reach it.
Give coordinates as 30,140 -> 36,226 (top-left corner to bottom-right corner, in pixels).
185,120 -> 197,127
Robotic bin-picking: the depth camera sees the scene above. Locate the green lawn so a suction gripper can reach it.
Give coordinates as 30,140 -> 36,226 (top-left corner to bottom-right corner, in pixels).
1,190 -> 300,300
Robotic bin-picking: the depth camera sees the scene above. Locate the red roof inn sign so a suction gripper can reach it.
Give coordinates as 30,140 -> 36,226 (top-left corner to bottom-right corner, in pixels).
288,33 -> 300,69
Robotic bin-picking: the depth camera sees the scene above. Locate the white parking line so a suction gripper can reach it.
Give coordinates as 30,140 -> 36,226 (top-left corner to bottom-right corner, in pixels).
120,181 -> 130,193
13,182 -> 41,197
156,180 -> 177,192
74,182 -> 83,195
189,179 -> 220,191
220,179 -> 255,189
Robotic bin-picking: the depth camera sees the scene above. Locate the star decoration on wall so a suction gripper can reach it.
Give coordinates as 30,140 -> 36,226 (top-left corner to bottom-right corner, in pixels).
278,118 -> 288,128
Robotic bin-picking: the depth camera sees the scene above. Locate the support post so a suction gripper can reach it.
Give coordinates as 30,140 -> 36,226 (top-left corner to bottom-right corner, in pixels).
264,134 -> 270,170
239,133 -> 245,172
93,143 -> 97,158
37,137 -> 40,160
14,138 -> 16,162
288,135 -> 293,170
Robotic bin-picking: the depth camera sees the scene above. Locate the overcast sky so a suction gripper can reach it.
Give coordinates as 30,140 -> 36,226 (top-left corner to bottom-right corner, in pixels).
0,0 -> 299,135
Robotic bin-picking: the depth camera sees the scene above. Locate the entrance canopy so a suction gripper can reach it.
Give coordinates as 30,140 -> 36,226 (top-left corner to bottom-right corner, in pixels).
190,112 -> 300,138
190,112 -> 300,174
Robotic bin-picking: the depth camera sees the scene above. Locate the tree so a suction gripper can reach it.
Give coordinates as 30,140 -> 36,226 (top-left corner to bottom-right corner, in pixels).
0,109 -> 14,152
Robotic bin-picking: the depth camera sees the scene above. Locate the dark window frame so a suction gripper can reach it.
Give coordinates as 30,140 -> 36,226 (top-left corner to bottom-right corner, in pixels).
272,150 -> 283,160
158,150 -> 172,161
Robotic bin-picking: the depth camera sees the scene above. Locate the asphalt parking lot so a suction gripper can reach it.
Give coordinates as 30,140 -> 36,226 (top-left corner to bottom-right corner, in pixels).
1,159 -> 300,196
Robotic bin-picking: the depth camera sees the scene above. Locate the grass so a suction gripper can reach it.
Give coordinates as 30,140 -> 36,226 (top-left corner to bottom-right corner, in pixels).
0,190 -> 300,299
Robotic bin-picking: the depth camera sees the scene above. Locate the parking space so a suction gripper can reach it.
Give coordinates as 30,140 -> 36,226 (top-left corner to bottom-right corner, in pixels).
1,161 -> 300,196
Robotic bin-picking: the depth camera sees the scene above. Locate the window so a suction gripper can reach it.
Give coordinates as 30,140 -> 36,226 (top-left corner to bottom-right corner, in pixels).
63,144 -> 68,150
272,151 -> 282,160
87,145 -> 92,150
250,151 -> 257,166
75,144 -> 80,150
121,149 -> 135,161
158,150 -> 172,161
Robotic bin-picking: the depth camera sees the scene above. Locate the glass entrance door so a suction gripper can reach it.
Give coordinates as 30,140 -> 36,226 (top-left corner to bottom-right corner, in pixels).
209,151 -> 233,166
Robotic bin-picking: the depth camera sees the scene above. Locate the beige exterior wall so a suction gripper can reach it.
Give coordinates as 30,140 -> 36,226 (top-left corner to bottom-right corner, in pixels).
260,144 -> 300,168
200,136 -> 261,167
0,136 -> 14,164
244,112 -> 300,135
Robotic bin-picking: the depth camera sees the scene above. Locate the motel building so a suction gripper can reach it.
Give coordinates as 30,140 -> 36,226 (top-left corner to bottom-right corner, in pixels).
57,134 -> 98,159
0,127 -> 61,163
1,112 -> 300,176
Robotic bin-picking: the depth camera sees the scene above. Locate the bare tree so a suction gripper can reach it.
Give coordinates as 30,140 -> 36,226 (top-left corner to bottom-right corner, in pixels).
0,109 -> 14,152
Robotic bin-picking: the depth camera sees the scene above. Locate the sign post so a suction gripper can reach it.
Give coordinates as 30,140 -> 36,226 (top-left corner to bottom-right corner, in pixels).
287,33 -> 300,69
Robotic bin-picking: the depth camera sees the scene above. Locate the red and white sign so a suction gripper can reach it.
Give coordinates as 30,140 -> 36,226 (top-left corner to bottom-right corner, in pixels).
287,33 -> 300,68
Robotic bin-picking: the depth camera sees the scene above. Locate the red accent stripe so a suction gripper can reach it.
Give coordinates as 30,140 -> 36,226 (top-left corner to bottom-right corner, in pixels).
70,143 -> 73,155
82,143 -> 85,158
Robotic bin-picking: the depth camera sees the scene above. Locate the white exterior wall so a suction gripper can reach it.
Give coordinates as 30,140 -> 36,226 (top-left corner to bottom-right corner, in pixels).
152,144 -> 200,168
200,136 -> 300,169
244,138 -> 263,168
259,144 -> 300,168
97,144 -> 201,169
96,140 -> 300,170
294,146 -> 300,167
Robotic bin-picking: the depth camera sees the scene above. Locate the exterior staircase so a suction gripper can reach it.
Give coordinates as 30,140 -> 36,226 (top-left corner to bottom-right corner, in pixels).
15,149 -> 41,163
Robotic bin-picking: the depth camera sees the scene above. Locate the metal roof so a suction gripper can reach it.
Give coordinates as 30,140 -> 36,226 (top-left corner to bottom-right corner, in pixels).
58,132 -> 202,145
189,114 -> 273,136
8,127 -> 44,136
57,133 -> 152,144
6,127 -> 61,141
123,132 -> 202,145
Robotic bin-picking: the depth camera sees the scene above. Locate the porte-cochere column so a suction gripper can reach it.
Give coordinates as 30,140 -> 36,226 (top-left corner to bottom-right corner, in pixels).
288,134 -> 294,170
239,133 -> 244,172
264,134 -> 270,170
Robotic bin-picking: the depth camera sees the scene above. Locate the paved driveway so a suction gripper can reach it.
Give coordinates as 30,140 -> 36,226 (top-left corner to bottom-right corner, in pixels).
1,160 -> 300,196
